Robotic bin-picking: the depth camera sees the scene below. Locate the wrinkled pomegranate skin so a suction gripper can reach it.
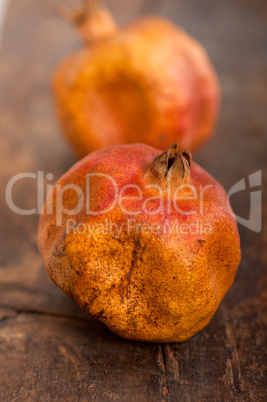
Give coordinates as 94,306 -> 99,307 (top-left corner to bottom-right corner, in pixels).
38,144 -> 240,343
54,17 -> 220,159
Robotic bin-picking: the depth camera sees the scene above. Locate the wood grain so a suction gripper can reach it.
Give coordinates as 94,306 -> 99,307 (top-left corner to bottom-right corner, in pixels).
0,0 -> 266,400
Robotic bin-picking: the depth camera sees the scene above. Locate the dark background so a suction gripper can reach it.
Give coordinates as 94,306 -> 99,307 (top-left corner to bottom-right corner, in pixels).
0,0 -> 266,400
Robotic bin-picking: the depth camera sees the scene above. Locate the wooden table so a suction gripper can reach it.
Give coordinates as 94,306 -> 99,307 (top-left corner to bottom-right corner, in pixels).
0,0 -> 266,400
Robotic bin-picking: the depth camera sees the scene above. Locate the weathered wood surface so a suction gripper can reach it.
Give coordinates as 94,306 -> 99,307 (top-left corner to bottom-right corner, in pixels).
0,0 -> 266,400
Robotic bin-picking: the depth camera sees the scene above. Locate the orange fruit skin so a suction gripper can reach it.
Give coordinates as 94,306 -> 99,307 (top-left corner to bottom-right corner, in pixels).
38,144 -> 240,343
54,17 -> 220,159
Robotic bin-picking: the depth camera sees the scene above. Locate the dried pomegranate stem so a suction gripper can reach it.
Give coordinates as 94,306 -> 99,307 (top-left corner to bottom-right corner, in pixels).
58,0 -> 117,44
144,143 -> 192,190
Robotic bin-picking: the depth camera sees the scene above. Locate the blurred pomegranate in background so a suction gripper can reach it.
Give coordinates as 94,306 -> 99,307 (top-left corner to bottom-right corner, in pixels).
54,0 -> 220,159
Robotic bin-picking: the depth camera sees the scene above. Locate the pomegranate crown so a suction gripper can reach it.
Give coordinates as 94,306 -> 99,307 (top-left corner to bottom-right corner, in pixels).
143,143 -> 192,191
58,0 -> 117,44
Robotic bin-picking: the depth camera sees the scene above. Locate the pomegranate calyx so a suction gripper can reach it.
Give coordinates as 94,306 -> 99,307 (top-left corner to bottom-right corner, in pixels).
58,0 -> 117,44
143,143 -> 192,192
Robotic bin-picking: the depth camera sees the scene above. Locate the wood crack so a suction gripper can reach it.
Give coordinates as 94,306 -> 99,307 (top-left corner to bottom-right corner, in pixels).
222,307 -> 244,397
0,316 -> 15,325
0,303 -> 91,324
158,343 -> 169,402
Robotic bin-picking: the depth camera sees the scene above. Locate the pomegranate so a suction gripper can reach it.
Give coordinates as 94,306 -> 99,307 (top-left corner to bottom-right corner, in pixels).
38,143 -> 240,342
53,0 -> 220,159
